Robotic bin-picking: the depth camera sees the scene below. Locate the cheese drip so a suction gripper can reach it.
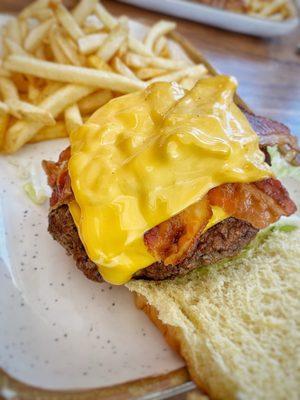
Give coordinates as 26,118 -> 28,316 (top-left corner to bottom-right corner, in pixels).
69,76 -> 272,284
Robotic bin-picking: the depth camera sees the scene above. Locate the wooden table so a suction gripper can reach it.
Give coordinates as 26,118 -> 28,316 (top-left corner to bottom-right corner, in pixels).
105,1 -> 299,137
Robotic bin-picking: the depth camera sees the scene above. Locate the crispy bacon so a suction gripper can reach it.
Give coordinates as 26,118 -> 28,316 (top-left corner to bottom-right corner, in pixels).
244,111 -> 297,148
42,147 -> 73,208
244,110 -> 300,166
208,178 -> 296,229
144,196 -> 212,265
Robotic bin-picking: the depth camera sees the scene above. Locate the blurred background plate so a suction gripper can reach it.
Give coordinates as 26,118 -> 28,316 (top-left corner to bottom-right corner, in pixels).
120,0 -> 298,37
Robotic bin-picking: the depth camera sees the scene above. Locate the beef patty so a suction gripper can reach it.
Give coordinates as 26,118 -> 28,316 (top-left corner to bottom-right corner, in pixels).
49,204 -> 258,282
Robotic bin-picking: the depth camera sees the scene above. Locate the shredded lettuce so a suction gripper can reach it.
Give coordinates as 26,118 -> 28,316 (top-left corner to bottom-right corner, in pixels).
268,146 -> 300,180
23,182 -> 47,205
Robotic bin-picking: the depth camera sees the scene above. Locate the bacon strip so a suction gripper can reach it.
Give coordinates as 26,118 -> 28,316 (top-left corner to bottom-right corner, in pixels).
42,147 -> 73,208
244,110 -> 300,166
208,178 -> 296,230
144,196 -> 212,265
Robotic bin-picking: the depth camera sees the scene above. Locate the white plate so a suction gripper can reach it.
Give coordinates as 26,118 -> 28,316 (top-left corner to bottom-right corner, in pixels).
0,139 -> 184,391
0,15 -> 188,394
120,0 -> 299,37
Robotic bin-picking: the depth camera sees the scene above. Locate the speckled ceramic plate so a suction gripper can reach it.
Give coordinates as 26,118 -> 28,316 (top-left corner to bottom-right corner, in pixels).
0,137 -> 188,393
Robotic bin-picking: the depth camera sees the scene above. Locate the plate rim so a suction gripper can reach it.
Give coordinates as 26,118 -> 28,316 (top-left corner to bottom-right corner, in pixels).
120,0 -> 299,37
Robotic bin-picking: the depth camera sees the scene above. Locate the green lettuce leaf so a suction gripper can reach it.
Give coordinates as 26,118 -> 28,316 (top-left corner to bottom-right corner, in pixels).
268,146 -> 300,180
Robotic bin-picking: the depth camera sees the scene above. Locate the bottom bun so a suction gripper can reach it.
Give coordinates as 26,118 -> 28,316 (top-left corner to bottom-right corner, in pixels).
127,220 -> 300,400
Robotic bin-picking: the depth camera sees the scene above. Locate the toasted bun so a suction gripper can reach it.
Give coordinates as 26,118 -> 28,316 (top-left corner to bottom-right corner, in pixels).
127,221 -> 300,400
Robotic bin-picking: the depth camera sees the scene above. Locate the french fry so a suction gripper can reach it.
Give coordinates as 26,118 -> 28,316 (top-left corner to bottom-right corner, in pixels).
55,30 -> 82,66
4,38 -> 31,57
4,84 -> 95,153
55,3 -> 84,41
72,0 -> 98,25
30,8 -> 54,21
78,33 -> 107,55
28,82 -> 41,103
19,20 -> 29,43
5,99 -> 56,126
128,37 -> 153,57
78,89 -> 113,114
49,27 -> 70,64
24,18 -> 54,52
19,0 -> 50,19
0,77 -> 19,101
40,82 -> 64,100
83,15 -> 104,34
96,23 -> 128,62
116,41 -> 128,59
35,44 -> 46,60
29,121 -> 68,143
144,20 -> 176,51
94,2 -> 117,30
0,113 -> 9,150
149,65 -> 207,84
135,67 -> 165,80
111,57 -> 139,81
0,101 -> 9,114
64,103 -> 82,134
125,52 -> 190,70
6,18 -> 22,45
87,55 -> 112,71
4,55 -> 146,93
153,36 -> 167,56
160,43 -> 171,59
0,66 -> 11,78
263,0 -> 287,17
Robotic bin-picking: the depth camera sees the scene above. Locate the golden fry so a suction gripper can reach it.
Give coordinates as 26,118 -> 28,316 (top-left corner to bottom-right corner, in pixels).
0,112 -> 9,150
29,121 -> 68,143
72,0 -> 98,25
4,84 -> 95,153
24,18 -> 54,52
55,3 -> 84,41
78,33 -> 107,55
111,57 -> 138,80
94,2 -> 117,30
149,65 -> 207,84
6,18 -> 22,45
0,77 -> 19,101
96,23 -> 128,62
144,20 -> 176,51
6,99 -> 56,126
135,67 -> 165,80
78,89 -> 113,114
4,56 -> 146,93
125,52 -> 190,70
64,103 -> 83,135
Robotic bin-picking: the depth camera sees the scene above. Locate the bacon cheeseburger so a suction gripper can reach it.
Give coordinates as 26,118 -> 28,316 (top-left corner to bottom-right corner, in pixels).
43,76 -> 297,285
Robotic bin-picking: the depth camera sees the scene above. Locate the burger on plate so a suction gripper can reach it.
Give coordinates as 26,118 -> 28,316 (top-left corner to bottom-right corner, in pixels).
43,76 -> 298,285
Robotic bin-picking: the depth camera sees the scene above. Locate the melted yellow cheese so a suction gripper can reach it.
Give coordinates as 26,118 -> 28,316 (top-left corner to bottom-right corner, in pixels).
69,76 -> 272,284
204,206 -> 228,232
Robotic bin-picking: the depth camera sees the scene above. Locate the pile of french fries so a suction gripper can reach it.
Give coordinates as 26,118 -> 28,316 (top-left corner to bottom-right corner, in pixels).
0,0 -> 208,154
246,0 -> 294,20
199,0 -> 294,20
